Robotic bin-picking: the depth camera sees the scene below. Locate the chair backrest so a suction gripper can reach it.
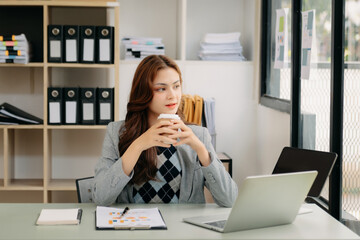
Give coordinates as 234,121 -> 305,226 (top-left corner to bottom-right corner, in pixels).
75,176 -> 94,203
272,147 -> 337,197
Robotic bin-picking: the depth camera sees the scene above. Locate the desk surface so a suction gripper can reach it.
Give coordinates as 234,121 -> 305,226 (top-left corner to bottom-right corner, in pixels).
0,203 -> 358,240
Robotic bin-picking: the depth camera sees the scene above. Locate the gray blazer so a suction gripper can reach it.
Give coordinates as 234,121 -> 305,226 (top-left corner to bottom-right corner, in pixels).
93,121 -> 238,207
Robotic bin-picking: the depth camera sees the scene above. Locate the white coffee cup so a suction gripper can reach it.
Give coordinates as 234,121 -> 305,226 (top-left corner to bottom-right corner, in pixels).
157,114 -> 181,144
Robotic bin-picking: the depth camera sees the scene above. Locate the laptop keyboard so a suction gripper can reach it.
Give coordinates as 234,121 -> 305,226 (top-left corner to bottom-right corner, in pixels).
205,220 -> 227,229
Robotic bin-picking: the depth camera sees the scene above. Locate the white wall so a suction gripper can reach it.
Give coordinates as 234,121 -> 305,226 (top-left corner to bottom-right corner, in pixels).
251,0 -> 291,178
181,61 -> 257,185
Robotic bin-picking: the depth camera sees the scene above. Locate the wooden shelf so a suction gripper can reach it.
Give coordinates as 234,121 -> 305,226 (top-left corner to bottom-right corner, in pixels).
0,1 -> 119,7
47,125 -> 107,130
0,125 -> 44,129
0,63 -> 44,68
47,179 -> 76,191
47,1 -> 119,7
47,63 -> 115,68
5,179 -> 44,190
120,60 -> 253,66
0,125 -> 107,129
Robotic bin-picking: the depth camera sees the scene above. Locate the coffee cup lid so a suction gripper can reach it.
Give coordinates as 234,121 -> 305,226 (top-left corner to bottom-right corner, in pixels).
157,114 -> 180,120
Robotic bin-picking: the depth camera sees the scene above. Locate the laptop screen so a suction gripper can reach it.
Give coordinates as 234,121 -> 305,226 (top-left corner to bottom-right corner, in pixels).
272,147 -> 337,197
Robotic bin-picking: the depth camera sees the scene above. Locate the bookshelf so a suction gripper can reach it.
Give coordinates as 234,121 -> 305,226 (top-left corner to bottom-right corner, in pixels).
0,0 -> 119,203
0,0 -> 256,203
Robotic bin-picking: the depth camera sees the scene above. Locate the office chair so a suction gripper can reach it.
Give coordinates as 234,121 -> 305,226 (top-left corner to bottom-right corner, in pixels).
272,147 -> 337,212
273,147 -> 337,197
75,176 -> 94,203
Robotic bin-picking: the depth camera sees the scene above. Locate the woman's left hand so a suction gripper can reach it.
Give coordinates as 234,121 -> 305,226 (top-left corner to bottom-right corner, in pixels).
167,120 -> 200,149
168,119 -> 211,166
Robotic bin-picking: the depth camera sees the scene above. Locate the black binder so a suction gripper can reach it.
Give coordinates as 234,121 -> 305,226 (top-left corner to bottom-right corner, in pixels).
95,26 -> 114,64
64,87 -> 80,124
48,25 -> 63,63
80,88 -> 96,125
80,26 -> 96,63
96,88 -> 114,125
64,25 -> 79,63
48,87 -> 63,125
0,102 -> 43,124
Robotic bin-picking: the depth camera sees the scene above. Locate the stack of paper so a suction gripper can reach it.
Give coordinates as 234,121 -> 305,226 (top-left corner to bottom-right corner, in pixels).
0,34 -> 30,64
0,102 -> 43,125
198,32 -> 246,61
122,36 -> 165,60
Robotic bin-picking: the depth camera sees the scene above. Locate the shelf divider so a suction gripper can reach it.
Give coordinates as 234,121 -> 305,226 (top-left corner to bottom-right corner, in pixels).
3,129 -> 14,188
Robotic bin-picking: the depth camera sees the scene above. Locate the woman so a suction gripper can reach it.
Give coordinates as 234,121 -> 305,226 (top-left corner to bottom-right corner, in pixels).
93,55 -> 238,207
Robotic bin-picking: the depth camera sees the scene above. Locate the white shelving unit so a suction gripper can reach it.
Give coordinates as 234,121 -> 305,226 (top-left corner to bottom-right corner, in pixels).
0,0 -> 257,203
118,0 -> 254,61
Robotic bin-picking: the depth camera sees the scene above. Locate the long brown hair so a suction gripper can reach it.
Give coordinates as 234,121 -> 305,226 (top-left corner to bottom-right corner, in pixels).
118,55 -> 184,185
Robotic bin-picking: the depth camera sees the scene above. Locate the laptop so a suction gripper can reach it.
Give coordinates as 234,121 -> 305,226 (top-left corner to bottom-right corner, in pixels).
272,147 -> 337,197
183,171 -> 317,233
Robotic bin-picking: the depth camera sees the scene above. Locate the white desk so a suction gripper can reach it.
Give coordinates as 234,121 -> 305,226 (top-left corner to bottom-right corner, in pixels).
0,203 -> 358,239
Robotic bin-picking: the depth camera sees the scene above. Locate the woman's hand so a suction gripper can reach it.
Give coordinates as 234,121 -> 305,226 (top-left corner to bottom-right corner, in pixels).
135,119 -> 178,151
168,119 -> 211,167
121,120 -> 178,176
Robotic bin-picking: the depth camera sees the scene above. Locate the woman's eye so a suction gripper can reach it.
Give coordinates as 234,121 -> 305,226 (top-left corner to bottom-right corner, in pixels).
156,88 -> 165,92
174,84 -> 180,89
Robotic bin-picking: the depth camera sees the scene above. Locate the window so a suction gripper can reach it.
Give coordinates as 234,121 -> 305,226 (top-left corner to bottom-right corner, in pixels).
343,0 -> 360,220
260,0 -> 292,112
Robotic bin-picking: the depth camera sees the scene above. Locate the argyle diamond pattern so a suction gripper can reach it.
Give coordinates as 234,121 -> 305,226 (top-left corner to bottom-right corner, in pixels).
133,145 -> 182,203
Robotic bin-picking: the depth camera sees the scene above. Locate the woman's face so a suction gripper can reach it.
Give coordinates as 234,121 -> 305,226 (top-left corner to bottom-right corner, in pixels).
148,67 -> 182,121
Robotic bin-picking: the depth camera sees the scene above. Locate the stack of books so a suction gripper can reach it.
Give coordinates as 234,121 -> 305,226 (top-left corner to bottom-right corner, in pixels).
122,36 -> 165,60
0,34 -> 30,64
0,102 -> 43,125
198,32 -> 246,61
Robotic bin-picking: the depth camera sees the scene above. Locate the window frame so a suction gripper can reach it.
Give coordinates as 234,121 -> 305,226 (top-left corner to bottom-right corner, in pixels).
260,0 -> 345,220
260,0 -> 291,113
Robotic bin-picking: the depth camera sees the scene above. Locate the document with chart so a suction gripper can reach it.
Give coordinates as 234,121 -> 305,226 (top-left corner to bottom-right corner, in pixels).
95,206 -> 167,230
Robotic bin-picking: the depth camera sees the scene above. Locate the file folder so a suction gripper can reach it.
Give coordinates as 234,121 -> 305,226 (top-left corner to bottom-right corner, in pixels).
64,87 -> 80,124
80,88 -> 96,125
97,88 -> 114,125
0,115 -> 26,125
80,26 -> 95,63
96,26 -> 114,64
0,102 -> 43,125
48,25 -> 63,63
48,87 -> 63,124
64,25 -> 79,63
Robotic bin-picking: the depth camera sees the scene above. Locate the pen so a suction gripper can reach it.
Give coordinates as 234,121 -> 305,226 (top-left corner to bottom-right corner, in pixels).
119,207 -> 129,219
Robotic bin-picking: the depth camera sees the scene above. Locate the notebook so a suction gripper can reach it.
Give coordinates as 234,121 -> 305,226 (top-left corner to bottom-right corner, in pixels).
272,146 -> 337,197
36,208 -> 82,225
183,171 -> 317,233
